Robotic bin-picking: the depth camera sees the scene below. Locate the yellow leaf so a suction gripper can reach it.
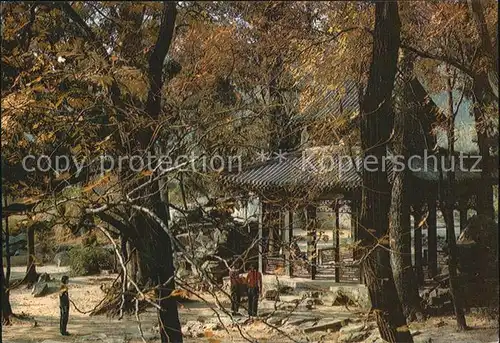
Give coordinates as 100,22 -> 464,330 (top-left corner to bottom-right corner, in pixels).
26,76 -> 42,87
31,85 -> 45,92
39,132 -> 55,143
273,266 -> 285,275
204,330 -> 214,338
170,289 -> 189,298
55,94 -> 66,108
22,196 -> 42,205
379,237 -> 390,245
396,325 -> 409,332
82,175 -> 110,193
71,144 -> 82,154
141,170 -> 153,177
417,214 -> 428,229
143,289 -> 156,301
55,172 -> 71,181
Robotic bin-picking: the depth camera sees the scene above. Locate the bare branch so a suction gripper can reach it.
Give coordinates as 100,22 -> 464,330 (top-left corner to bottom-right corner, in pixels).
401,43 -> 475,77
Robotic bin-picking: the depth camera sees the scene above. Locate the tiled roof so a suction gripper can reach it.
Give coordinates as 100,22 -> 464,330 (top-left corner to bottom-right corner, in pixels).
222,146 -> 497,193
300,82 -> 359,122
223,146 -> 363,191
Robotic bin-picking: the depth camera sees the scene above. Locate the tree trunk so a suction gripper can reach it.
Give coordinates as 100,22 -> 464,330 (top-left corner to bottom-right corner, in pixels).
124,238 -> 154,287
156,240 -> 182,343
1,266 -> 12,325
427,199 -> 438,278
26,224 -> 38,285
135,249 -> 148,286
131,216 -> 181,342
407,77 -> 439,154
359,2 -> 412,342
2,206 -> 13,324
467,0 -> 497,220
471,73 -> 495,220
444,71 -> 467,331
120,234 -> 128,289
443,208 -> 467,330
152,187 -> 182,343
143,4 -> 181,341
389,95 -> 423,321
59,2 -> 181,339
124,178 -> 181,342
126,241 -> 138,286
468,0 -> 498,97
132,215 -> 154,286
120,235 -> 128,263
389,50 -> 424,320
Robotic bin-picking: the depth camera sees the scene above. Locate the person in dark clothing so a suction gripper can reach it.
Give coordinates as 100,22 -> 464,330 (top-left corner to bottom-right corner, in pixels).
59,275 -> 70,336
245,264 -> 262,318
229,262 -> 242,315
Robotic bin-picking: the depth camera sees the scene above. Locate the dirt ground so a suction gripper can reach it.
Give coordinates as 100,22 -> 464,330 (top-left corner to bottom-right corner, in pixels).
2,266 -> 499,343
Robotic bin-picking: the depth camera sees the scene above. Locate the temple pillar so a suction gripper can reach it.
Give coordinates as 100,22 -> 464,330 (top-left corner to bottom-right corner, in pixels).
268,207 -> 280,255
306,205 -> 317,280
283,210 -> 293,277
350,193 -> 363,283
351,198 -> 360,244
258,199 -> 263,274
459,202 -> 468,233
334,201 -> 340,283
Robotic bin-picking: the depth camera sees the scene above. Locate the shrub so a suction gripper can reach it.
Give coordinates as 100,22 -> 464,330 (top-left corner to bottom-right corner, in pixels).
68,246 -> 114,276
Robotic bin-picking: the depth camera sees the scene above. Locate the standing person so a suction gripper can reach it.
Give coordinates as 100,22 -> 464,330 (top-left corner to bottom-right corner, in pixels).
229,261 -> 242,315
59,275 -> 70,336
246,263 -> 262,318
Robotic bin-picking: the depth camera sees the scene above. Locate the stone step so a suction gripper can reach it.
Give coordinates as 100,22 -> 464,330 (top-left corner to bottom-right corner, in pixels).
302,318 -> 350,333
285,316 -> 320,326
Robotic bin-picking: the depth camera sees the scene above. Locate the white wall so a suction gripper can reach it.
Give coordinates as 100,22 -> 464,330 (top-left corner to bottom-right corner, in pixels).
231,197 -> 260,223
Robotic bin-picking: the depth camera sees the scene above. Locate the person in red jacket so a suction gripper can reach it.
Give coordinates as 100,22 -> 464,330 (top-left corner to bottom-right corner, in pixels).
245,264 -> 262,317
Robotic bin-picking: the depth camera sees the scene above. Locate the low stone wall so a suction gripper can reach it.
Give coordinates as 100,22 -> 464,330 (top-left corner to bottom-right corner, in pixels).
223,274 -> 370,309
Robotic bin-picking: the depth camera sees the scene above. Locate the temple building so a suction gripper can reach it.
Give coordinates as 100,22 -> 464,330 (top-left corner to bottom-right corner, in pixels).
222,145 -> 498,285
